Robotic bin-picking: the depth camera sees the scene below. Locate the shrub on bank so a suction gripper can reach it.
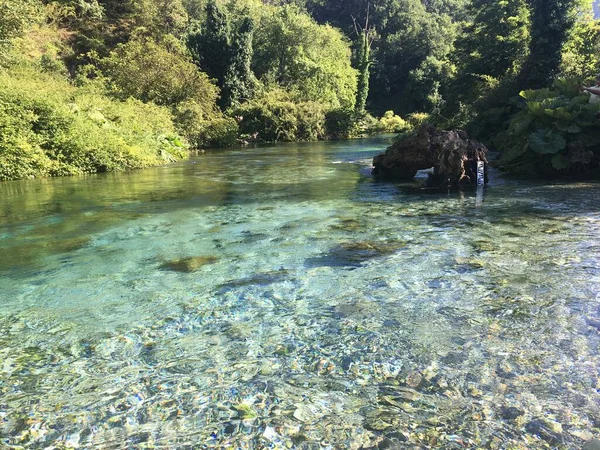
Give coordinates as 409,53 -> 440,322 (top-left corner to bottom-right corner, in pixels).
324,108 -> 358,139
234,94 -> 327,142
375,111 -> 411,133
496,78 -> 600,175
0,66 -> 187,181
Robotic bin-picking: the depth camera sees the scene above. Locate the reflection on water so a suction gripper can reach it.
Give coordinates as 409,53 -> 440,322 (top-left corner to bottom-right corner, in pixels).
1,136 -> 600,449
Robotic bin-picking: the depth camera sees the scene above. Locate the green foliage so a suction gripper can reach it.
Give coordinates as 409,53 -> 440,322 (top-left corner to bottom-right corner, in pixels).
369,0 -> 461,114
234,90 -> 327,142
0,66 -> 187,181
528,129 -> 568,154
101,33 -> 237,148
406,112 -> 432,128
172,100 -> 238,148
517,0 -> 580,91
355,29 -> 372,115
496,79 -> 600,174
560,18 -> 600,80
372,110 -> 411,133
198,117 -> 239,147
187,0 -> 256,109
222,16 -> 257,108
0,0 -> 42,63
252,5 -> 357,109
450,0 -> 530,107
187,0 -> 231,106
102,34 -> 218,108
457,0 -> 530,79
135,0 -> 189,38
325,108 -> 359,140
0,0 -> 41,42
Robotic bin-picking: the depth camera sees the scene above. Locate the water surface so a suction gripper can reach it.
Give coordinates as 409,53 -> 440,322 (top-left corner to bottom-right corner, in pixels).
1,137 -> 600,449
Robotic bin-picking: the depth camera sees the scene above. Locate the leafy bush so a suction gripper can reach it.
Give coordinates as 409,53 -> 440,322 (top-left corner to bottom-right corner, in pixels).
560,19 -> 600,80
198,117 -> 239,148
373,110 -> 411,133
324,108 -> 358,139
101,34 -> 219,111
496,78 -> 600,175
100,34 -> 240,148
406,112 -> 431,128
234,91 -> 327,142
0,66 -> 187,181
172,100 -> 239,148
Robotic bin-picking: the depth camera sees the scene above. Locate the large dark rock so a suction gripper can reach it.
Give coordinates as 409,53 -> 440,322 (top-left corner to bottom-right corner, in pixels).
372,125 -> 489,187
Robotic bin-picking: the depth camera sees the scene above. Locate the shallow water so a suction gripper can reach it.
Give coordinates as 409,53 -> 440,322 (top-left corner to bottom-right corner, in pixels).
1,136 -> 600,449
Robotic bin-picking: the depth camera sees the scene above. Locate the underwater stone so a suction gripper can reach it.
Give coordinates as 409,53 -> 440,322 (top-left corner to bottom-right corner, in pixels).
405,371 -> 423,389
583,438 -> 600,450
500,406 -> 524,421
159,256 -> 218,273
305,240 -> 405,268
525,418 -> 563,444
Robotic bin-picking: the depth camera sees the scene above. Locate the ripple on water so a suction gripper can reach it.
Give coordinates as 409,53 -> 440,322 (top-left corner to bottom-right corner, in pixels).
1,141 -> 600,448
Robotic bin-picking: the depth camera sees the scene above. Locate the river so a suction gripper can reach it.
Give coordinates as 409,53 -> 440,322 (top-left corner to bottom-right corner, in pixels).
1,136 -> 600,449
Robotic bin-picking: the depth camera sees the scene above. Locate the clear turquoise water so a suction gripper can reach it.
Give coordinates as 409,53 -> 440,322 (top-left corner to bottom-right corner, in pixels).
1,136 -> 600,449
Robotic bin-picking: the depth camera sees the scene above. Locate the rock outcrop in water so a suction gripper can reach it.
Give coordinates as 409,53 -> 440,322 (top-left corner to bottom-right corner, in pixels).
372,125 -> 489,187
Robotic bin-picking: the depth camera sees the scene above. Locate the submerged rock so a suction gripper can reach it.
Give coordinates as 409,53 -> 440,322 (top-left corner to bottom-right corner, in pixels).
372,125 -> 488,187
159,256 -> 218,273
306,240 -> 405,268
583,438 -> 600,450
500,406 -> 524,421
218,269 -> 289,289
525,418 -> 564,444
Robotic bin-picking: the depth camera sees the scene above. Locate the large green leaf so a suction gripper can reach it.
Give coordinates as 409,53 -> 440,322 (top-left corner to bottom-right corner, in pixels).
551,154 -> 570,170
528,129 -> 566,154
555,122 -> 582,134
520,88 -> 556,102
578,130 -> 600,146
526,101 -> 544,117
544,107 -> 572,121
509,112 -> 533,135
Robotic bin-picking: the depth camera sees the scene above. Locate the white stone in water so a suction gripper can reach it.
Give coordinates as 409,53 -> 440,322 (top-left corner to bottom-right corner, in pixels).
65,432 -> 81,448
293,403 -> 325,423
263,425 -> 279,441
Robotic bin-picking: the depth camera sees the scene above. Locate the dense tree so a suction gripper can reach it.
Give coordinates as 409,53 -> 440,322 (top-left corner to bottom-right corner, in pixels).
560,16 -> 600,80
252,5 -> 357,109
102,34 -> 219,110
449,0 -> 530,108
368,0 -> 459,114
187,0 -> 256,109
0,0 -> 41,54
517,0 -> 580,91
187,0 -> 230,95
133,0 -> 189,38
355,28 -> 372,115
455,0 -> 529,81
222,16 -> 256,108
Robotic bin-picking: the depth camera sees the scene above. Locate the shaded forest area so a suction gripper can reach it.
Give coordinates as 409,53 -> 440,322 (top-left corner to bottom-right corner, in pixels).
1,0 -> 600,180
